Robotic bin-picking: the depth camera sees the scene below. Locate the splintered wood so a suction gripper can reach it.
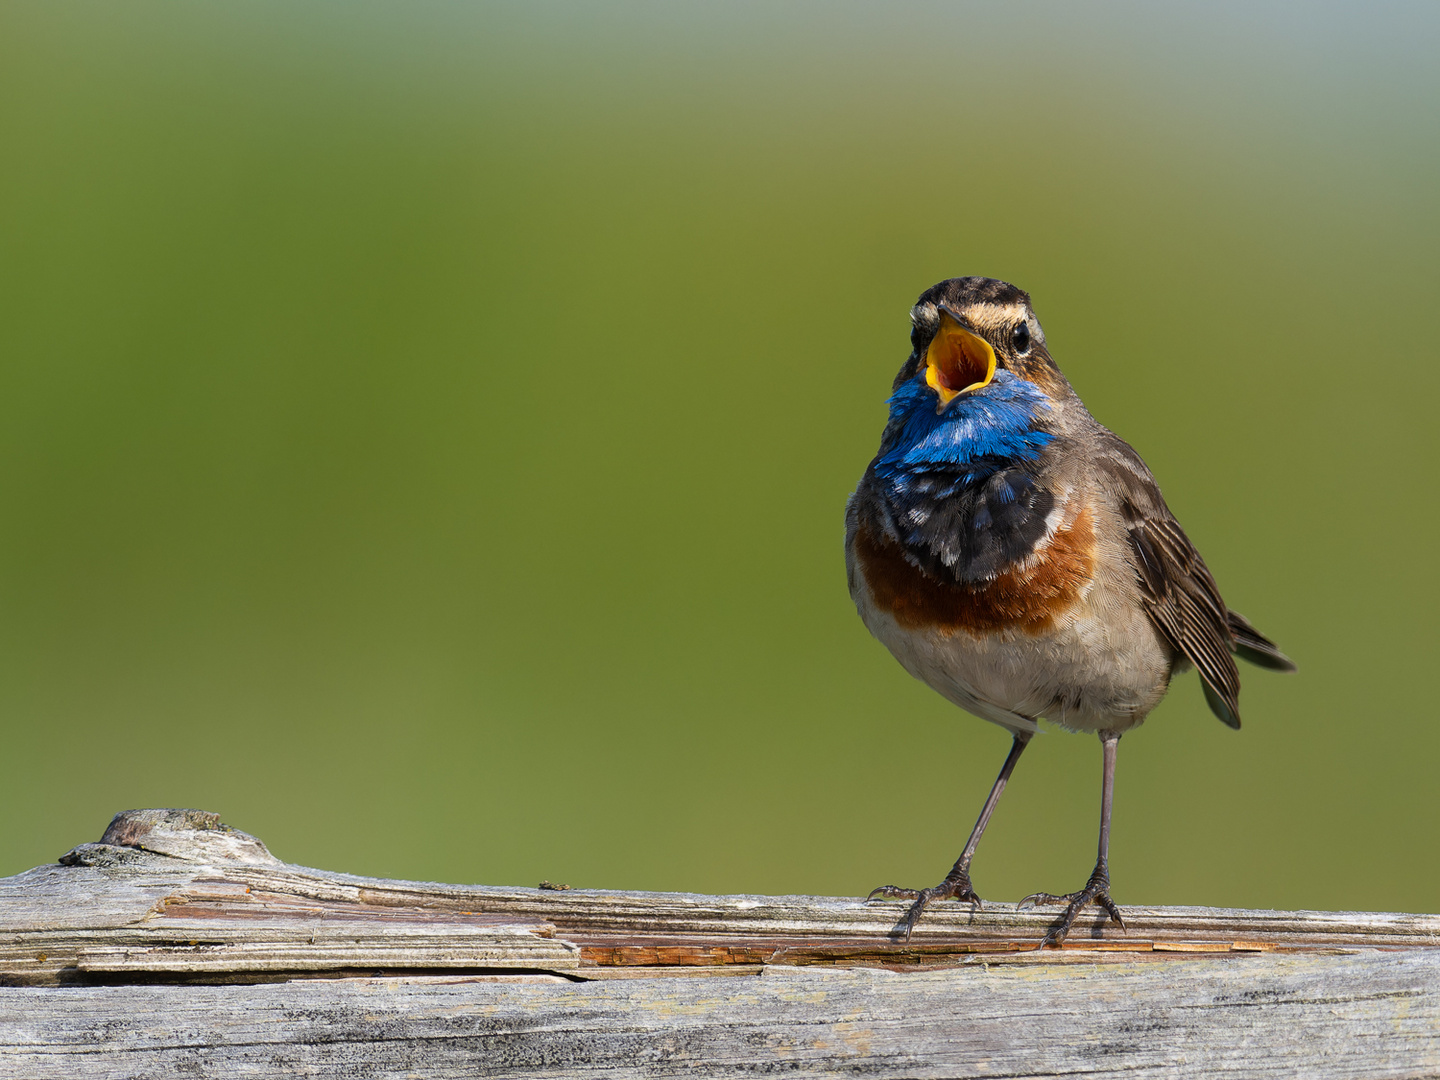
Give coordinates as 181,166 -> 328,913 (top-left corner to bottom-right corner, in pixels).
1,808 -> 1437,1078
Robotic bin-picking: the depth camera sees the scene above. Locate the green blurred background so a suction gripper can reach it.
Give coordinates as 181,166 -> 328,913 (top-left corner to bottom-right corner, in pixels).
0,2 -> 1436,915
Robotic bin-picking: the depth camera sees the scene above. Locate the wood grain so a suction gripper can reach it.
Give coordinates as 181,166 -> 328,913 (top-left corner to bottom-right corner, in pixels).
2,808 -> 1437,1077
4,956 -> 1439,1078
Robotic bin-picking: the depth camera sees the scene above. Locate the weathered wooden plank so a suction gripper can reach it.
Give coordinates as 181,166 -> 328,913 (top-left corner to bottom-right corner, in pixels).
5,808 -> 1440,989
10,869 -> 1437,984
0,861 -> 203,933
4,808 -> 1440,1078
3,953 -> 1438,1079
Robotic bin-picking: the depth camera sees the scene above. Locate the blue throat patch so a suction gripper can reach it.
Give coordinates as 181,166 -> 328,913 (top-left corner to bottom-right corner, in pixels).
875,370 -> 1054,487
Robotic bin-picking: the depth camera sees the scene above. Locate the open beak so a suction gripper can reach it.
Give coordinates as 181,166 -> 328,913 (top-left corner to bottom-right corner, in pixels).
925,309 -> 997,410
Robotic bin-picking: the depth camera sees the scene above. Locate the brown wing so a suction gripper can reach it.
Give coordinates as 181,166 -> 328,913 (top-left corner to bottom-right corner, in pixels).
1095,436 -> 1244,728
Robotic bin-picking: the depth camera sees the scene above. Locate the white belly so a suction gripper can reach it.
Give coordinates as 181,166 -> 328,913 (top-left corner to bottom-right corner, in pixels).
851,568 -> 1174,735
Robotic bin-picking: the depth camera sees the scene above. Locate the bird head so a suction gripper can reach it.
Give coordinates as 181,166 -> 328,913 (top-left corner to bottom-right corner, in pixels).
874,278 -> 1062,478
893,277 -> 1060,411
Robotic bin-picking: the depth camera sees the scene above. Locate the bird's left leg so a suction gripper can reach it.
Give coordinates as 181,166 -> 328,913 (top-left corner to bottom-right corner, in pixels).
1019,730 -> 1126,948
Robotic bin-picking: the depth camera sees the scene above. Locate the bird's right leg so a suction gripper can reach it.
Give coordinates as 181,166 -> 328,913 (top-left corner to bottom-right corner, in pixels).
869,731 -> 1031,941
1018,730 -> 1125,948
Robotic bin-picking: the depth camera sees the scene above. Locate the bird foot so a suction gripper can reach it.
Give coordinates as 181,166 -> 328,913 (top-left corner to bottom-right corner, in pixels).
1018,863 -> 1125,948
867,872 -> 982,941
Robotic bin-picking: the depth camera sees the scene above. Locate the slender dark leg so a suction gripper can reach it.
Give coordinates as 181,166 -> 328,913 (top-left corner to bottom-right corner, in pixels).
868,732 -> 1032,941
1019,730 -> 1126,948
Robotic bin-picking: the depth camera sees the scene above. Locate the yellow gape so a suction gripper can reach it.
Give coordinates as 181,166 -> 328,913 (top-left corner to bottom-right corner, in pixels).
925,311 -> 996,410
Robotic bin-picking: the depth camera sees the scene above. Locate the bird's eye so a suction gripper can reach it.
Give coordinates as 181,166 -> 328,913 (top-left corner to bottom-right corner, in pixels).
1011,322 -> 1032,355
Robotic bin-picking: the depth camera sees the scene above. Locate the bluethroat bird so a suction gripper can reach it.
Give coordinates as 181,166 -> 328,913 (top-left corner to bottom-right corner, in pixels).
845,277 -> 1294,947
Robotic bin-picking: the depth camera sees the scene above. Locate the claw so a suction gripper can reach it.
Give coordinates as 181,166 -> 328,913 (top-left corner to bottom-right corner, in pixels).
1097,894 -> 1127,930
866,885 -> 921,902
866,875 -> 984,942
1023,864 -> 1125,948
1017,891 -> 1067,909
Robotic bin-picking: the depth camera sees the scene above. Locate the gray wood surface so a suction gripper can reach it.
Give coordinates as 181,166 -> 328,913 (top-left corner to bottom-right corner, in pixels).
6,954 -> 1440,1079
2,808 -> 1437,1078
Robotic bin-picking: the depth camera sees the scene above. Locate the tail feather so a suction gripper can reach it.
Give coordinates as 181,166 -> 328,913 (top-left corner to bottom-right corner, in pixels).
1202,678 -> 1241,729
1227,610 -> 1297,672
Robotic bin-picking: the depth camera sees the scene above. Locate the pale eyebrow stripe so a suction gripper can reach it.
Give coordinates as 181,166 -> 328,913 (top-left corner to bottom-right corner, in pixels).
963,302 -> 1028,332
